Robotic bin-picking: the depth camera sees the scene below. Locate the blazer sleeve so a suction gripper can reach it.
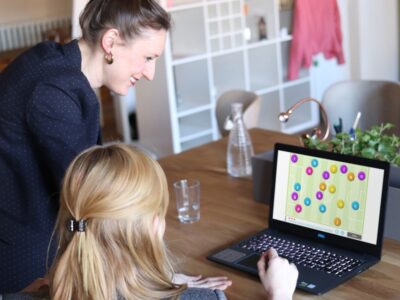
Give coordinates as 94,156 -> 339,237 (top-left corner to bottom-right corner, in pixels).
26,82 -> 97,189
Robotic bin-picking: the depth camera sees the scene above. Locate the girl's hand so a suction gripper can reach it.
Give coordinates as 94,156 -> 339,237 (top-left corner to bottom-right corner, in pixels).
173,273 -> 232,290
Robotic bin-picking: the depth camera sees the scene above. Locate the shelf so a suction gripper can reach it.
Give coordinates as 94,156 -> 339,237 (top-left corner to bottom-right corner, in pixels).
280,35 -> 292,42
170,7 -> 206,59
209,30 -> 243,40
245,0 -> 277,43
207,0 -> 242,19
212,51 -> 246,98
254,85 -> 279,95
179,110 -> 213,139
166,1 -> 203,12
172,53 -> 208,65
207,4 -> 244,53
246,37 -> 280,49
177,104 -> 212,118
282,77 -> 310,88
209,33 -> 244,52
137,0 -> 314,157
207,14 -> 243,23
244,35 -> 292,48
279,6 -> 293,35
174,59 -> 211,113
210,37 -> 245,53
181,133 -> 214,152
248,44 -> 279,91
180,129 -> 213,143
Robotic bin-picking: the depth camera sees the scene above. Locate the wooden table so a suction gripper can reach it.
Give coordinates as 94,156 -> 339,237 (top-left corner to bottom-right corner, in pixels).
159,128 -> 400,300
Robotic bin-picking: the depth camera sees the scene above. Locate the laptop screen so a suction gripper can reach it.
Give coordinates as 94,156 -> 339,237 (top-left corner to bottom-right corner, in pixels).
272,148 -> 386,246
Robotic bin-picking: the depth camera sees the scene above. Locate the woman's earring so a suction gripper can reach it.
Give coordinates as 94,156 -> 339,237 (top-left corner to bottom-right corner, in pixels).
104,52 -> 114,65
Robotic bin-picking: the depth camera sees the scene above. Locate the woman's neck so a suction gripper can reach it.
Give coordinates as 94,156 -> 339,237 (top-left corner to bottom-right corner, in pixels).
78,39 -> 104,89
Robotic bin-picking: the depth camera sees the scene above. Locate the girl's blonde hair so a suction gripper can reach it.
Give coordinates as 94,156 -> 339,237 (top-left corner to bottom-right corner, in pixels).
49,144 -> 185,300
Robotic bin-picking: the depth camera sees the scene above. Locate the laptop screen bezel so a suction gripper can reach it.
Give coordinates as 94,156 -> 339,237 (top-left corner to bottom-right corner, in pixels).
268,143 -> 390,258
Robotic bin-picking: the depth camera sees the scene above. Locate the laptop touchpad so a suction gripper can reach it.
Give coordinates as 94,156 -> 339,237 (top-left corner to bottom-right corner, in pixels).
211,249 -> 247,263
237,254 -> 261,269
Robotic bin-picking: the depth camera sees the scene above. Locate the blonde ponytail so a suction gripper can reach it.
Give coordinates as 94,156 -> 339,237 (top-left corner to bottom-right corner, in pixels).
49,144 -> 186,300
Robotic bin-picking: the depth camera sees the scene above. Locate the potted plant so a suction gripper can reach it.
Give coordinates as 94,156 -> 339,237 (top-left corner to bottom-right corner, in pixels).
302,123 -> 400,188
303,123 -> 400,166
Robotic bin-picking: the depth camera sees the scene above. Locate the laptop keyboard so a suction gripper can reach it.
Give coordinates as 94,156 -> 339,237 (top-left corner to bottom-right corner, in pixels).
239,233 -> 362,277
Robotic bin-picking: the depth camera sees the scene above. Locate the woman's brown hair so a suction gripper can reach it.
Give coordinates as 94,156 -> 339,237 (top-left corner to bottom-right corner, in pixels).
79,0 -> 171,44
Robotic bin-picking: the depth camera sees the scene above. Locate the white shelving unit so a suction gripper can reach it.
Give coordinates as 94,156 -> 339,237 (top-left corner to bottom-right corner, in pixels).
136,0 -> 318,157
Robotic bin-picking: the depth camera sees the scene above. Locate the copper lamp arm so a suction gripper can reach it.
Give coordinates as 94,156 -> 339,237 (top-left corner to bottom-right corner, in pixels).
279,97 -> 330,141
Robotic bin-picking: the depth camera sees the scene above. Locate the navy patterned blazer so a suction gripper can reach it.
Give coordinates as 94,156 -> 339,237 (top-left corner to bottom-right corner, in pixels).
0,40 -> 101,292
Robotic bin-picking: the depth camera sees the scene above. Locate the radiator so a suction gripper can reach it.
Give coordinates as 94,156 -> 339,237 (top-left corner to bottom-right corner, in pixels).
0,17 -> 71,52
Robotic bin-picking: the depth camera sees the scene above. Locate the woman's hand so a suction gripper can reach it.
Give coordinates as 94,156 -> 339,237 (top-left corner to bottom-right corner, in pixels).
173,273 -> 232,290
257,248 -> 298,300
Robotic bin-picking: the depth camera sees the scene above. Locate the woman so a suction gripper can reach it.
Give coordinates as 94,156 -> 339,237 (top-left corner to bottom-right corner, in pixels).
0,0 -> 170,292
2,144 -> 297,300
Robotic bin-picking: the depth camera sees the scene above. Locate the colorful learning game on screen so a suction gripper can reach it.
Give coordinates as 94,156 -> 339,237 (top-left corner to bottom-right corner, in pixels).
285,153 -> 369,239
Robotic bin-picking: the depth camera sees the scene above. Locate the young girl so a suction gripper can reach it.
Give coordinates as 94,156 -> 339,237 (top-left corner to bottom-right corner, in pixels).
4,143 -> 297,300
53,143 -> 229,299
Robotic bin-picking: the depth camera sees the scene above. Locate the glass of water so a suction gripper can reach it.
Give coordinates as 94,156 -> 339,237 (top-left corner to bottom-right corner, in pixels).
173,179 -> 200,223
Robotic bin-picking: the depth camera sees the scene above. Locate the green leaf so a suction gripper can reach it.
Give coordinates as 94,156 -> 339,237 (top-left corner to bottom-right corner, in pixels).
361,147 -> 376,159
369,128 -> 379,137
368,140 -> 379,147
335,132 -> 349,140
378,142 -> 396,156
362,135 -> 371,143
382,123 -> 394,132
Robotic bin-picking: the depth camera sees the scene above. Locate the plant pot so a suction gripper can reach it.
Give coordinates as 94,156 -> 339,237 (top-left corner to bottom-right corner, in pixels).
251,150 -> 400,241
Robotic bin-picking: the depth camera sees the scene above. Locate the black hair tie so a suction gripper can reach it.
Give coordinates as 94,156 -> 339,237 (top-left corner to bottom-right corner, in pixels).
67,219 -> 87,232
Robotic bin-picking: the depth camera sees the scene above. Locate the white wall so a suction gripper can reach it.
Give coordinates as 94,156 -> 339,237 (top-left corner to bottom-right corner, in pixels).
71,0 -> 89,38
0,0 -> 71,24
348,0 -> 399,81
357,0 -> 399,81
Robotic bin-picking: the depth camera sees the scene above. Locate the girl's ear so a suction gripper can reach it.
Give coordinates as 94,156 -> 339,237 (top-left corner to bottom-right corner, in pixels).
100,28 -> 120,54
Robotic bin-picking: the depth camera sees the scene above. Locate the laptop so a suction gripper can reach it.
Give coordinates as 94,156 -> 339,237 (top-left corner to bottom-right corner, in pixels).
208,143 -> 390,295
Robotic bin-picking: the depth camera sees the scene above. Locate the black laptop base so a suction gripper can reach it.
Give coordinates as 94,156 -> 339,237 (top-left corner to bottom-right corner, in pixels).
208,143 -> 389,294
208,228 -> 378,295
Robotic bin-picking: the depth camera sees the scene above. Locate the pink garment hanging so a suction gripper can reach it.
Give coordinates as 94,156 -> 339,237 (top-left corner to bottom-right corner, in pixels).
288,0 -> 345,80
